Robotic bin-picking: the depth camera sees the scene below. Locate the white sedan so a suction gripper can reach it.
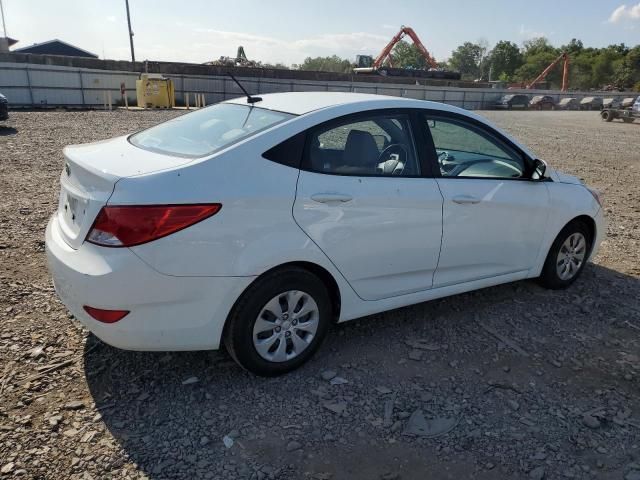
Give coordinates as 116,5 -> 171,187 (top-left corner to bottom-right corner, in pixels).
46,92 -> 605,376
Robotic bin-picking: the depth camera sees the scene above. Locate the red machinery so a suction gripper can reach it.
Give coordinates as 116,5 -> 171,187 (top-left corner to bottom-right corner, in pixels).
353,25 -> 460,80
526,52 -> 570,92
372,25 -> 438,70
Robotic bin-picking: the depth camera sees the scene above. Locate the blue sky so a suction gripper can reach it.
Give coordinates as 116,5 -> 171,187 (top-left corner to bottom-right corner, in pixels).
3,0 -> 639,64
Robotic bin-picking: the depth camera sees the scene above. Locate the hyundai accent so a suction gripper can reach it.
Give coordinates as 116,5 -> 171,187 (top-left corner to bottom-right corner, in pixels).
46,92 -> 605,376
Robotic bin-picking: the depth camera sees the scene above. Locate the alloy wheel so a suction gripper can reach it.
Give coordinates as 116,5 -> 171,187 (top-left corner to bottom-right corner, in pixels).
252,290 -> 319,362
556,232 -> 587,280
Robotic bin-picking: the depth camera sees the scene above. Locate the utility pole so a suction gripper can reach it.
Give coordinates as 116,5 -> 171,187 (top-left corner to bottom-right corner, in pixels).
125,0 -> 135,63
1,0 -> 8,37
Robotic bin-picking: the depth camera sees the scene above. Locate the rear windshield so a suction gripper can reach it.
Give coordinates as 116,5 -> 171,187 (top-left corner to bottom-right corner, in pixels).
130,103 -> 295,158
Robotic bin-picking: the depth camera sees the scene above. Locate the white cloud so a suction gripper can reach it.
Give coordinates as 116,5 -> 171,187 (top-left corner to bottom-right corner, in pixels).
158,27 -> 389,65
518,24 -> 545,39
106,15 -> 116,22
608,3 -> 640,22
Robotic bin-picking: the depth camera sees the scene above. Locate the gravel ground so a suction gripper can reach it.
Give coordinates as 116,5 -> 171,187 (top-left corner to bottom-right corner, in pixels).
0,109 -> 639,480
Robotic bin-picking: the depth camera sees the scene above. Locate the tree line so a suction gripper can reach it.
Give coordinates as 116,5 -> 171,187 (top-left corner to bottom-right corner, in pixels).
293,38 -> 640,91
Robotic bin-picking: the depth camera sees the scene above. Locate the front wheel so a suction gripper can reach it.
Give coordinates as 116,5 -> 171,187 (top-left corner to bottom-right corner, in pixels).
224,267 -> 331,376
601,110 -> 614,122
538,221 -> 592,290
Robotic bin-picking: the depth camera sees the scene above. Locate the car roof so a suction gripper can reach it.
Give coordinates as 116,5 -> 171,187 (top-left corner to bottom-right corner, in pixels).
225,91 -> 423,116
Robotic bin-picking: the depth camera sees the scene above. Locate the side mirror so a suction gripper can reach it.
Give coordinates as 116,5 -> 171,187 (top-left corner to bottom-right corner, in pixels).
532,159 -> 546,180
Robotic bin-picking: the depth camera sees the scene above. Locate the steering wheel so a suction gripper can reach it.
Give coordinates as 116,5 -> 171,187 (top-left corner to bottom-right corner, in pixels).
377,144 -> 408,175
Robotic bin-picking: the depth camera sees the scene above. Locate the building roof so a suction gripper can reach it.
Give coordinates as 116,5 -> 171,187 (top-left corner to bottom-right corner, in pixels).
13,39 -> 98,58
3,37 -> 19,47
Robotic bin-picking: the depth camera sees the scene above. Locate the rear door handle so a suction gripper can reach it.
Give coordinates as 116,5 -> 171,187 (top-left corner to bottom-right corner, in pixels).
311,193 -> 353,204
452,195 -> 481,205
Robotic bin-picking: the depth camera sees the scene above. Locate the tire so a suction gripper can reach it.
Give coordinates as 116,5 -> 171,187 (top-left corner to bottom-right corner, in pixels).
622,117 -> 635,123
601,110 -> 614,122
538,220 -> 592,290
224,266 -> 331,376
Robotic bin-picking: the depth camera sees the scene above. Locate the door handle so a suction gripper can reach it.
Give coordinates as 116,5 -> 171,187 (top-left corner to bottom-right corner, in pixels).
452,195 -> 481,205
311,193 -> 353,204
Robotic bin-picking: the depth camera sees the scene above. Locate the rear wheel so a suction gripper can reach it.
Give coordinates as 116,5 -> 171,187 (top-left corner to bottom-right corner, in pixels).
224,267 -> 331,376
538,221 -> 592,290
622,117 -> 635,123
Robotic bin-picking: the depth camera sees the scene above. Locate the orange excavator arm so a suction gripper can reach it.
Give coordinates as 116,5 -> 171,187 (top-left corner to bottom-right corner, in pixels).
373,26 -> 438,70
526,52 -> 570,92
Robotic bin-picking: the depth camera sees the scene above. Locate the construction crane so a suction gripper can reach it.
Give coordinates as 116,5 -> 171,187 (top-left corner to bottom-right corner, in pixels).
353,25 -> 460,80
526,52 -> 570,92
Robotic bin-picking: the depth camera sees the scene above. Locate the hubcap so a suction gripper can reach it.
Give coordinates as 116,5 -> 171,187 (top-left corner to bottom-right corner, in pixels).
252,290 -> 319,363
556,232 -> 587,281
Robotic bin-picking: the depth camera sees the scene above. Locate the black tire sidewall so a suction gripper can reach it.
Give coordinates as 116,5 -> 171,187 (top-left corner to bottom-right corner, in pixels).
224,268 -> 331,376
539,221 -> 592,289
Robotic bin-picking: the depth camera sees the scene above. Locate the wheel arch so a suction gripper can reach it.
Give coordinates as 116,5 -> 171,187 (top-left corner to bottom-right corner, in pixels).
567,214 -> 597,256
222,261 -> 343,342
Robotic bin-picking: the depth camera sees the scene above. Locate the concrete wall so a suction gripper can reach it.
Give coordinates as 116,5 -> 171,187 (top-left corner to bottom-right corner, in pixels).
0,60 -> 632,110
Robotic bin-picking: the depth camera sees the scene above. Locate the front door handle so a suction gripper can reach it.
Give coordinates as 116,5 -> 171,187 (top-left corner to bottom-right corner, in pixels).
452,195 -> 481,205
311,193 -> 353,204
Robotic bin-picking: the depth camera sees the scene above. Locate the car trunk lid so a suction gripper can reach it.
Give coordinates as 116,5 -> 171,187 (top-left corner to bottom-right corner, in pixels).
56,136 -> 194,249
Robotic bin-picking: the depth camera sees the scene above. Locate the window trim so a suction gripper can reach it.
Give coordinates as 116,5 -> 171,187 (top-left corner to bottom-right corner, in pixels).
300,108 -> 426,179
418,110 -> 538,181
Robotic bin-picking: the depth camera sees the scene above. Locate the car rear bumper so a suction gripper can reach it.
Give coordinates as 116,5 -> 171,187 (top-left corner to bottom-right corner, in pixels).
45,215 -> 254,351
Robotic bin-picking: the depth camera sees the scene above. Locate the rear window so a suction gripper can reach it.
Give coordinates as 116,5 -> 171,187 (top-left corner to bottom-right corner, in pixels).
130,103 -> 295,158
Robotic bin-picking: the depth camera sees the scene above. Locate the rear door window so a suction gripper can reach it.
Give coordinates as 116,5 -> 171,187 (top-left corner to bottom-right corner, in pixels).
305,113 -> 420,176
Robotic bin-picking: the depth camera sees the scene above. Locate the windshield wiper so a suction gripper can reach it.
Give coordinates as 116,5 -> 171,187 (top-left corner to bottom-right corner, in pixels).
228,73 -> 262,104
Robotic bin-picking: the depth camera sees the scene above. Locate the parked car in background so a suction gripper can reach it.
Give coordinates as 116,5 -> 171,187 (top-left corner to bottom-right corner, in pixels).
530,95 -> 556,110
46,92 -> 606,376
494,94 -> 529,109
633,97 -> 640,113
0,93 -> 8,121
579,97 -> 603,110
622,97 -> 637,109
557,98 -> 580,110
603,98 -> 621,109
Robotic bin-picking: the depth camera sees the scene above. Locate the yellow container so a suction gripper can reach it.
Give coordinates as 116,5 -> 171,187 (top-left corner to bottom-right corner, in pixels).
135,74 -> 175,108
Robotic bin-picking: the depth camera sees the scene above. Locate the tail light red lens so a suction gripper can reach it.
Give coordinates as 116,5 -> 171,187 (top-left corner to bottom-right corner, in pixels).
83,306 -> 130,323
86,204 -> 221,247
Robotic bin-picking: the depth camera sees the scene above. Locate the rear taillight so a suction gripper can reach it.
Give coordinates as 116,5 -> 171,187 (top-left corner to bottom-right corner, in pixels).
86,204 -> 221,247
83,306 -> 130,323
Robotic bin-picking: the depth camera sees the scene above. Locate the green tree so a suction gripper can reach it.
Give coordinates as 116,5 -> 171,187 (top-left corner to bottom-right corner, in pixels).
391,40 -> 428,69
613,60 -> 634,89
562,38 -> 584,55
487,41 -> 523,81
449,42 -> 484,79
523,37 -> 555,56
298,55 -> 352,73
514,51 -> 559,87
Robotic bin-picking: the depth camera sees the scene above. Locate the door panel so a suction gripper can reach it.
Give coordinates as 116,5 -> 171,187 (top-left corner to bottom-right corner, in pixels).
294,172 -> 443,300
434,179 -> 549,287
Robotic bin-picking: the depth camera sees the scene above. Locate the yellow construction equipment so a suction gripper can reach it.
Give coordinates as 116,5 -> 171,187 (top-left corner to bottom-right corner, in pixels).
135,74 -> 175,108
